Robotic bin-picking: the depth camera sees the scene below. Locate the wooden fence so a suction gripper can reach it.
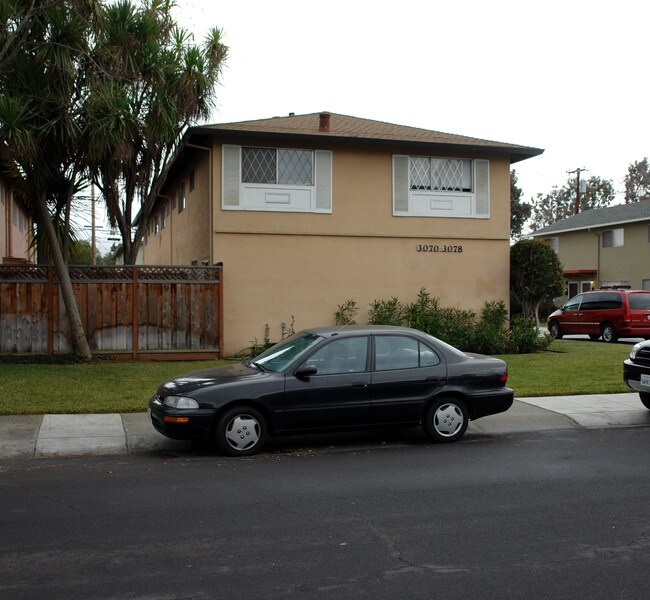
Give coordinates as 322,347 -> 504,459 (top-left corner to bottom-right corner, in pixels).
0,265 -> 223,358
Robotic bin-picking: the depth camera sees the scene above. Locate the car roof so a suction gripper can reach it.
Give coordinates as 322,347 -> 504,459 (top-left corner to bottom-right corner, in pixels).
303,325 -> 426,338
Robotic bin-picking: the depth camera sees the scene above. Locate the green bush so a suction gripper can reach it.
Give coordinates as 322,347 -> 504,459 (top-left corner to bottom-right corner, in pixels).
337,290 -> 547,354
368,297 -> 404,326
335,299 -> 358,326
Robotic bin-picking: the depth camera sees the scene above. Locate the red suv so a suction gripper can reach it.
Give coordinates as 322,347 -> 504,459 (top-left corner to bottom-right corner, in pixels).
547,289 -> 650,342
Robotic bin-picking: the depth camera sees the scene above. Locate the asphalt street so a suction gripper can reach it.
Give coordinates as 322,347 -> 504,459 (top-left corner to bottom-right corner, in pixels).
0,427 -> 648,599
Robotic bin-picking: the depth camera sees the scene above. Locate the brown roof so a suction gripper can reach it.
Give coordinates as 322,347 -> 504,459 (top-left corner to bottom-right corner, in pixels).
191,111 -> 543,163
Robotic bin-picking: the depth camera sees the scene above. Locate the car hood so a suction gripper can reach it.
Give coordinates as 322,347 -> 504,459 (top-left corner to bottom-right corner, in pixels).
158,362 -> 267,396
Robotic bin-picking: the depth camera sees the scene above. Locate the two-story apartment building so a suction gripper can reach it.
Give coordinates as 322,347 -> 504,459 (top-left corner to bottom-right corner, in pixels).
531,202 -> 650,300
143,112 -> 543,355
1,176 -> 33,264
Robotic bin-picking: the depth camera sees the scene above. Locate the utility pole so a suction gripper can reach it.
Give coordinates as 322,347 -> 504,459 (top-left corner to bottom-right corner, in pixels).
91,183 -> 96,265
567,168 -> 587,214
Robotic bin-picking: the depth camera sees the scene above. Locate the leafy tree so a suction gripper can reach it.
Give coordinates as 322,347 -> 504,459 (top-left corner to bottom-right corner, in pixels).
624,158 -> 650,203
85,0 -> 228,265
510,239 -> 564,327
510,169 -> 531,239
530,175 -> 615,230
0,0 -> 59,71
0,0 -> 98,358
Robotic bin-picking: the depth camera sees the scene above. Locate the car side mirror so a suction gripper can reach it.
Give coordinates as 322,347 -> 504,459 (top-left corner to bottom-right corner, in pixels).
295,364 -> 318,379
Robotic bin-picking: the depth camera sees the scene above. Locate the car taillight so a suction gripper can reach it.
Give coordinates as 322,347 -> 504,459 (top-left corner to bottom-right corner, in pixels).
501,373 -> 508,384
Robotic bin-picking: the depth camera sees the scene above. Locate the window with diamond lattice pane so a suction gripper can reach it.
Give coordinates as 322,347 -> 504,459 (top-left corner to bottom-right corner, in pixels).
278,149 -> 313,185
432,159 -> 465,191
410,157 -> 431,190
242,147 -> 276,184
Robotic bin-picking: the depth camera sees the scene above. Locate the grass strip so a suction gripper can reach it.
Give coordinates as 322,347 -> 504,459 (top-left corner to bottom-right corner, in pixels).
0,340 -> 635,415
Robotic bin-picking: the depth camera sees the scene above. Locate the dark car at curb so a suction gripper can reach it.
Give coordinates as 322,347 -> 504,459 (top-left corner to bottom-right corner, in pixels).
624,339 -> 650,410
148,325 -> 514,456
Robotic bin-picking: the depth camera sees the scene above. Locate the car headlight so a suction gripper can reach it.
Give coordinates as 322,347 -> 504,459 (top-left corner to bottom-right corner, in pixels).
163,396 -> 199,409
630,343 -> 643,360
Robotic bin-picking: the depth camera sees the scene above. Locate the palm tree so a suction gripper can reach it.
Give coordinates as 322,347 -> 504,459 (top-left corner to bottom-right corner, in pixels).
0,0 -> 99,359
85,0 -> 228,265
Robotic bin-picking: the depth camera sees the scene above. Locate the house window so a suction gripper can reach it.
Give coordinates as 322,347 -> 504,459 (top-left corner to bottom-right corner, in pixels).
177,182 -> 185,212
393,155 -> 490,218
189,169 -> 195,192
160,203 -> 166,230
242,147 -> 313,186
13,198 -> 19,226
0,181 -> 5,205
222,145 -> 332,213
602,228 -> 623,248
153,214 -> 159,235
546,237 -> 559,252
409,157 -> 472,192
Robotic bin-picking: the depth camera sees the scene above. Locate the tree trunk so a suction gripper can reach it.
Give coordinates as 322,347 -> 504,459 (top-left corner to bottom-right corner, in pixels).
36,192 -> 92,360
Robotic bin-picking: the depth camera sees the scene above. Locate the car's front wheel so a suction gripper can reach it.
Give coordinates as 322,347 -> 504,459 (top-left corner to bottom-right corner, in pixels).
215,406 -> 267,456
423,398 -> 468,443
601,323 -> 618,343
548,321 -> 563,340
639,392 -> 650,410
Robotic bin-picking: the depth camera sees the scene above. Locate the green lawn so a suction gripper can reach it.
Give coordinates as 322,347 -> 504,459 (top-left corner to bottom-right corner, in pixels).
497,339 -> 632,397
0,340 -> 635,415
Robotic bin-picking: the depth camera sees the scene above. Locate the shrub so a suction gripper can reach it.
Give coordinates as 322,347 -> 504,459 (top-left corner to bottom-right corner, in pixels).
507,316 -> 553,354
368,297 -> 405,326
335,299 -> 358,326
337,290 -> 548,354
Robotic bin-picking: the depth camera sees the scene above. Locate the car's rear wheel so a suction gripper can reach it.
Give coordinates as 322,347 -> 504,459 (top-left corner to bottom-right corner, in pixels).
601,323 -> 618,343
423,398 -> 468,443
548,321 -> 563,340
589,334 -> 600,341
215,406 -> 267,456
640,392 -> 650,410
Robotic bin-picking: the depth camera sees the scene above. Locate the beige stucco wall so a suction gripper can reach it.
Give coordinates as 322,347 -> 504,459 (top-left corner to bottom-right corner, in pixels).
143,151 -> 212,265
143,138 -> 515,355
216,233 -> 509,354
211,142 -> 512,354
1,183 -> 32,263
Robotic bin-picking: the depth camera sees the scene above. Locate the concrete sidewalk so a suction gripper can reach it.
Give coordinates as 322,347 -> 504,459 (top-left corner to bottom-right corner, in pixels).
1,394 -> 649,459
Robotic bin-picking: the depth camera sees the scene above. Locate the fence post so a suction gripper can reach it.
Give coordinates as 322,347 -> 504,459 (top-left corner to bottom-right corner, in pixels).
132,266 -> 139,359
218,266 -> 224,358
47,266 -> 54,354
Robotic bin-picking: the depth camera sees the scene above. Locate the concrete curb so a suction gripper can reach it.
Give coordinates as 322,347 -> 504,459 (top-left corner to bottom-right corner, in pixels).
1,394 -> 648,459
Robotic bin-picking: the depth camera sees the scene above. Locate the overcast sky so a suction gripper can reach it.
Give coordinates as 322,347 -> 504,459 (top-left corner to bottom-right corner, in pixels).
177,0 -> 649,207
90,0 -> 649,251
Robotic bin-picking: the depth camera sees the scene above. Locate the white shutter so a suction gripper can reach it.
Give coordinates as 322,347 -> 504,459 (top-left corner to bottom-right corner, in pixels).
222,145 -> 240,207
393,155 -> 410,214
474,159 -> 490,217
315,150 -> 332,211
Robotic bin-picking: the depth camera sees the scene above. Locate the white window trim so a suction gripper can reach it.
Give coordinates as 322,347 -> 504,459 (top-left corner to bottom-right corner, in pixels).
222,145 -> 332,214
602,228 -> 624,248
393,155 -> 490,219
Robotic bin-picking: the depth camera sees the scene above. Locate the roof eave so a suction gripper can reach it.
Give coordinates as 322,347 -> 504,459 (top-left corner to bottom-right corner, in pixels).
189,126 -> 544,162
531,214 -> 650,237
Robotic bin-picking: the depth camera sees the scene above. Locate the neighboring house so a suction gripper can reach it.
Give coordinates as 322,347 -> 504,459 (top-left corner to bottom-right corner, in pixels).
1,176 -> 33,264
142,111 -> 543,355
531,202 -> 650,301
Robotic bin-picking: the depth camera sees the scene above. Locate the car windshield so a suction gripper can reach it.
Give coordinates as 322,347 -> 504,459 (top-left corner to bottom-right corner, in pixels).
251,332 -> 323,372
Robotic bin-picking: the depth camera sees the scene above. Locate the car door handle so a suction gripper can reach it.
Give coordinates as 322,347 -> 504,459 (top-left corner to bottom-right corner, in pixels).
352,382 -> 369,388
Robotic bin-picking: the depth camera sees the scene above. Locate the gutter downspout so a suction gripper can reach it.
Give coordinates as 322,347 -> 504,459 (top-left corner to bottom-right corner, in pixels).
588,228 -> 601,287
